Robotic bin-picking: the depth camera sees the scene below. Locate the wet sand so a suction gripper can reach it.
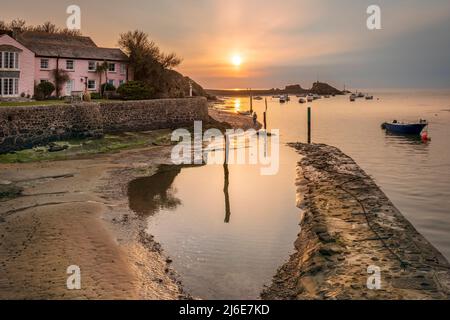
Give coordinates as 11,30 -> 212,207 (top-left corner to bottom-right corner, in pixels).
0,109 -> 257,299
262,143 -> 450,299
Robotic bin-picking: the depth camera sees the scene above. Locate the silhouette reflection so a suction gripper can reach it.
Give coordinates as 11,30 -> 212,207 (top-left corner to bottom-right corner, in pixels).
223,162 -> 231,223
128,166 -> 182,217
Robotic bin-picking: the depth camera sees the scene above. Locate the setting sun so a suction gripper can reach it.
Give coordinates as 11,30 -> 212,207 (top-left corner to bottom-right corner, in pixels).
231,55 -> 242,66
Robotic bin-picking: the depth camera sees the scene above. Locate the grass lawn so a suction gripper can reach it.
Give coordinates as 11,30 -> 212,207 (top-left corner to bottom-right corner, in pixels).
0,99 -> 112,107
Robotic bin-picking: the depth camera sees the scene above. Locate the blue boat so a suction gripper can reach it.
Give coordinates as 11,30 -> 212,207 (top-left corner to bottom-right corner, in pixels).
381,120 -> 428,135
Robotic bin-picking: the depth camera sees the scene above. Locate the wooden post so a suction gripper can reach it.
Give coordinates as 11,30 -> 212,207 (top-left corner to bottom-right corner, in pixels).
307,107 -> 311,144
263,98 -> 268,130
249,88 -> 253,114
263,112 -> 267,130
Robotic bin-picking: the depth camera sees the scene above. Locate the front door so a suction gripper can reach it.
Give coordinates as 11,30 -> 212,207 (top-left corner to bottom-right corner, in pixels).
65,79 -> 74,96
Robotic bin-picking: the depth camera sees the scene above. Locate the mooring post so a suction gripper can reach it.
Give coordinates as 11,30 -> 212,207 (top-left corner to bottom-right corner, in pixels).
263,112 -> 267,130
264,98 -> 268,130
307,107 -> 311,144
249,88 -> 253,114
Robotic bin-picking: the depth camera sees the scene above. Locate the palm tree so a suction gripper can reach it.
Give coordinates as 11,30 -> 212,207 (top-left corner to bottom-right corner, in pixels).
95,61 -> 108,97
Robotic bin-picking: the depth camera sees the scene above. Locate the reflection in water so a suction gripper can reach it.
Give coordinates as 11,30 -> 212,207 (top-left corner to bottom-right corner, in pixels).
384,132 -> 430,154
223,163 -> 231,223
234,98 -> 241,112
127,166 -> 182,217
127,144 -> 300,299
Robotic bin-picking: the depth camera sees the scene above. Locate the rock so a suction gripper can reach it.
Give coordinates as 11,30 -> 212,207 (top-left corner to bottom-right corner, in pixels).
47,143 -> 69,152
319,244 -> 343,256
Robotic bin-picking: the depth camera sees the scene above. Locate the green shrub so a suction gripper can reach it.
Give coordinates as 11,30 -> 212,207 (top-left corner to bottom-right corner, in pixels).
101,83 -> 116,92
117,81 -> 154,100
35,81 -> 55,100
90,92 -> 102,100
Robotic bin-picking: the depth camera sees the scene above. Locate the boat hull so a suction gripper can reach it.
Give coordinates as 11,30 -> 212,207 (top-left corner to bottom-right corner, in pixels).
382,123 -> 427,135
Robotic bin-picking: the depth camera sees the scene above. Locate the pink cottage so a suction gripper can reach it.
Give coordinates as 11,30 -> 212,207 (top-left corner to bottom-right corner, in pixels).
0,30 -> 131,99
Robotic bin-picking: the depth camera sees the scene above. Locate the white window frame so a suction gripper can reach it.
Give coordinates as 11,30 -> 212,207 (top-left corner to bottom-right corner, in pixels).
120,64 -> 126,75
66,60 -> 75,71
87,79 -> 96,90
40,58 -> 49,70
107,79 -> 115,86
88,61 -> 97,72
0,78 -> 19,97
108,63 -> 116,73
119,79 -> 125,86
0,52 -> 19,70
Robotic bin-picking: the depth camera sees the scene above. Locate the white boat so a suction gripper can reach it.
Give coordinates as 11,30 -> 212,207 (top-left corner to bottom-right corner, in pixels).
313,94 -> 321,100
357,92 -> 365,98
299,98 -> 306,104
350,94 -> 356,102
279,95 -> 287,103
307,96 -> 314,102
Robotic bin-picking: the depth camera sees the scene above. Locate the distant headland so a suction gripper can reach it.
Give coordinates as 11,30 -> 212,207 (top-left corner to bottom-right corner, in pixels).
206,81 -> 344,97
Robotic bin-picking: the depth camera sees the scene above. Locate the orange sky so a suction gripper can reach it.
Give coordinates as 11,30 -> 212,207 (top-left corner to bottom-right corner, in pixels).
2,0 -> 450,89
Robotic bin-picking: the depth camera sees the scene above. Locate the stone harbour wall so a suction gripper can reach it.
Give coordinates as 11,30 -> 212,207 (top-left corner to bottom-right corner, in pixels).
0,97 -> 208,153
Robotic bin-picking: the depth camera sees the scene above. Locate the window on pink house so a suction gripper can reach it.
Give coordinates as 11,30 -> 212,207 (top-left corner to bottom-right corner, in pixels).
0,52 -> 19,69
120,64 -> 126,75
0,78 -> 19,96
40,59 -> 49,69
108,63 -> 116,72
87,80 -> 96,90
66,60 -> 74,70
88,61 -> 96,71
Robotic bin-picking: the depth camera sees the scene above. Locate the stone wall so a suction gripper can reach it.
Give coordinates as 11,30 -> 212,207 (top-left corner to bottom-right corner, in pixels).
0,97 -> 208,153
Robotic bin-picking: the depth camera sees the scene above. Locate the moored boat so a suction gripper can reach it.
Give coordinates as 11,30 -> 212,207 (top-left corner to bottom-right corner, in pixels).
350,94 -> 356,102
299,98 -> 306,103
381,120 -> 428,135
365,95 -> 373,100
307,96 -> 313,102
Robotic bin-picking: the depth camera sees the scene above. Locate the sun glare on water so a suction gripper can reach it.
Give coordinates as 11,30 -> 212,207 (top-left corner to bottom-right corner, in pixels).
234,98 -> 241,112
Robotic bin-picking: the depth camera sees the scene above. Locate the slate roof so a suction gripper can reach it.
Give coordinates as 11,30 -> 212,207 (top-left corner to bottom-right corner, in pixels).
16,31 -> 128,62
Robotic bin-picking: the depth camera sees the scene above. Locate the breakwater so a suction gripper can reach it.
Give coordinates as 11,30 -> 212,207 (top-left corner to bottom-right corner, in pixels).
262,143 -> 450,299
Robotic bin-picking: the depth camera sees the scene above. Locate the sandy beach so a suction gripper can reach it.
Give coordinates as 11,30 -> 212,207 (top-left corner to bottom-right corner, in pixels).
0,110 -> 256,299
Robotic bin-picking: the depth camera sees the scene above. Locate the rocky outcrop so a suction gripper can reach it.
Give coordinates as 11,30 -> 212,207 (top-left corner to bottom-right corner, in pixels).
206,82 -> 342,97
309,82 -> 343,95
158,69 -> 213,99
